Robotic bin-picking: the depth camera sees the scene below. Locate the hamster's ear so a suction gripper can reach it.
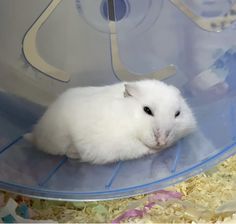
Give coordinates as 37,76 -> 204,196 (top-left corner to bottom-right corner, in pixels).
124,83 -> 140,97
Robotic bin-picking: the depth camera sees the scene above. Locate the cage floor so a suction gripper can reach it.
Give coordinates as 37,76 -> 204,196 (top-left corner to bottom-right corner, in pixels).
0,89 -> 236,201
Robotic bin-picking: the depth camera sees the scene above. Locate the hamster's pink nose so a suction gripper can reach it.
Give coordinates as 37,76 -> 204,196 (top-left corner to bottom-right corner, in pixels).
157,131 -> 170,146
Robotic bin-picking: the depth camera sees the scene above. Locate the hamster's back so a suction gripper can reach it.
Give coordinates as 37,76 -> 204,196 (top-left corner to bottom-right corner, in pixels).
32,83 -> 126,155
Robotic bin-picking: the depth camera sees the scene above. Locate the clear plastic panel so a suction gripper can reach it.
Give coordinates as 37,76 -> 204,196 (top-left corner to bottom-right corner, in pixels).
114,0 -> 236,81
76,0 -> 163,33
1,0 -> 236,201
35,0 -> 116,86
182,0 -> 236,17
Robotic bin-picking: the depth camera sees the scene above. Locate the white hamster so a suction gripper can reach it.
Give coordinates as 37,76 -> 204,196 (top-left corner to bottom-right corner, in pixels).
25,79 -> 196,164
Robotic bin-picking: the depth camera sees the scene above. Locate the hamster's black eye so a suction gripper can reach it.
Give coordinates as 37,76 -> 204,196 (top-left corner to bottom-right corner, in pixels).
143,106 -> 153,116
175,110 -> 181,118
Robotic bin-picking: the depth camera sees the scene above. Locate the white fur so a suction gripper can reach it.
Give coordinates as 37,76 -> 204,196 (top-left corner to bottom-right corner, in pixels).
25,80 -> 196,164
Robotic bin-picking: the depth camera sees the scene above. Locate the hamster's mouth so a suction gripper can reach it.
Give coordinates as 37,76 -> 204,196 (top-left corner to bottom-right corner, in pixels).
146,137 -> 175,151
143,142 -> 165,151
140,133 -> 171,151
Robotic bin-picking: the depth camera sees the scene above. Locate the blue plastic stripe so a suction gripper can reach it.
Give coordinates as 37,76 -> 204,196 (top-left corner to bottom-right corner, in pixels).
230,101 -> 236,141
0,140 -> 236,200
0,136 -> 23,154
105,161 -> 122,189
171,142 -> 181,173
38,156 -> 68,187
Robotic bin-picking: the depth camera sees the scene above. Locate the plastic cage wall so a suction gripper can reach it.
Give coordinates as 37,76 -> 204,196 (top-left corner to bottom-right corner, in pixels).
0,0 -> 236,200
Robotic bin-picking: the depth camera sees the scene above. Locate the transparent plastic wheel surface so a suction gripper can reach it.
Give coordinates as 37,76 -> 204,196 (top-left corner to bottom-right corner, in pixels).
1,0 -> 236,201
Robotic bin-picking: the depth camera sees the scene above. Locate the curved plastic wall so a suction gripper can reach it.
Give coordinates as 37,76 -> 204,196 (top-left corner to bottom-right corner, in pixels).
0,0 -> 236,200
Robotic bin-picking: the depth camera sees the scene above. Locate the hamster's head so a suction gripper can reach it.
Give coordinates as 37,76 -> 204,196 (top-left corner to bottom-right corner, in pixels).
124,80 -> 197,150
